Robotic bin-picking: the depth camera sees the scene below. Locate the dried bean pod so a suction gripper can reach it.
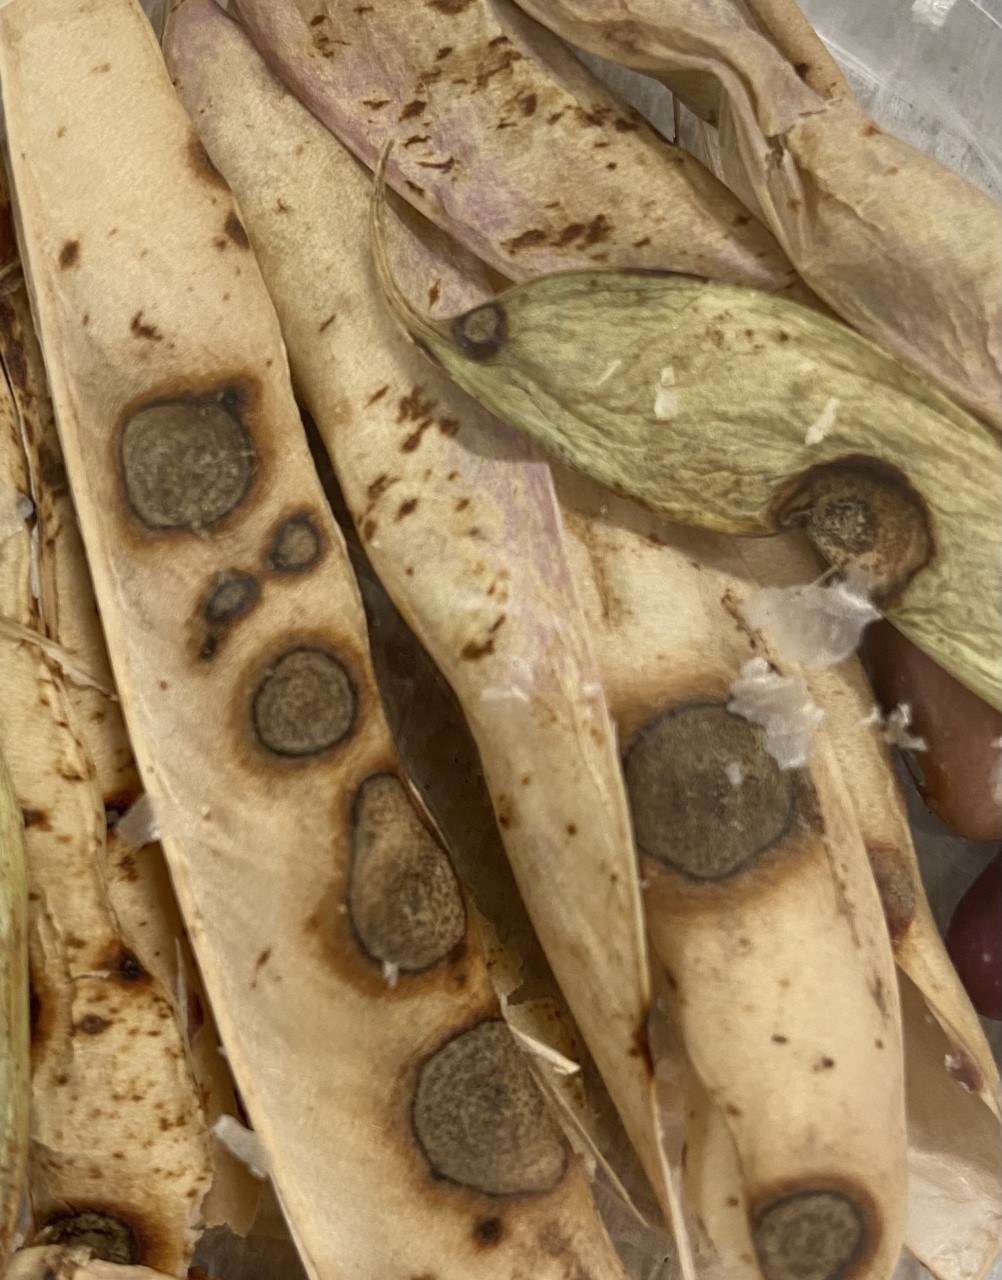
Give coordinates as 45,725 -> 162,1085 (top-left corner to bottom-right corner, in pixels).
0,4 -> 622,1278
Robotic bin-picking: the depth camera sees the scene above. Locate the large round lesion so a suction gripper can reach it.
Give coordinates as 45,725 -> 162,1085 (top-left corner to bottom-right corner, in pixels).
348,775 -> 466,972
412,1019 -> 567,1196
753,1190 -> 867,1280
119,390 -> 255,531
251,647 -> 356,758
773,455 -> 932,605
623,702 -> 797,880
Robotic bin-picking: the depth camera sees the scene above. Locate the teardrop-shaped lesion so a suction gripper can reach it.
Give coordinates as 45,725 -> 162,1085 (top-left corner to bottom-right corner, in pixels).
347,774 -> 466,972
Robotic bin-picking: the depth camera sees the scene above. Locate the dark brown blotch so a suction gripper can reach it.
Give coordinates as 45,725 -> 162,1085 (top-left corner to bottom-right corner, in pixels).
348,774 -> 466,972
251,646 -> 356,758
119,388 -> 255,531
473,1216 -> 504,1247
452,302 -> 507,359
753,1190 -> 866,1280
36,1211 -> 138,1265
267,512 -> 323,573
773,455 -> 933,606
624,702 -> 798,880
413,1019 -> 567,1196
59,239 -> 80,269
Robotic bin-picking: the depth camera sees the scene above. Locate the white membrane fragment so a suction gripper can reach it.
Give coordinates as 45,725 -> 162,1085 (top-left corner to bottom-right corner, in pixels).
728,657 -> 824,768
742,575 -> 880,670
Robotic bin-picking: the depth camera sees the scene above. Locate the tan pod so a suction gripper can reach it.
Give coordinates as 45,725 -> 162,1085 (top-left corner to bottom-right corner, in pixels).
164,0 -> 681,1258
0,228 -> 260,1241
0,2 -> 624,1277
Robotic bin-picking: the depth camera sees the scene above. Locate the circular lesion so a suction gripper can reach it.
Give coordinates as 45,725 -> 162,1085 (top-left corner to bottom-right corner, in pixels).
36,1211 -> 138,1265
623,702 -> 798,880
753,1190 -> 867,1280
452,302 -> 507,359
119,389 -> 256,531
251,646 -> 356,758
412,1019 -> 567,1196
202,570 -> 259,626
773,455 -> 933,606
267,512 -> 322,573
348,774 -> 466,972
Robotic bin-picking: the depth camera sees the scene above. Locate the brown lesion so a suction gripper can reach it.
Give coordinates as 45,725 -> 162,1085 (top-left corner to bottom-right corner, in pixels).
250,646 -> 357,759
772,455 -> 933,606
452,302 -> 507,359
196,570 -> 260,659
118,384 -> 257,532
623,701 -> 805,881
411,1019 -> 568,1196
751,1186 -> 871,1280
266,511 -> 324,573
347,774 -> 466,972
35,1211 -> 138,1265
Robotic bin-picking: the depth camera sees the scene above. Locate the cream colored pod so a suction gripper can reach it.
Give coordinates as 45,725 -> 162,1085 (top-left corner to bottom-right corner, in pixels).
0,2 -> 625,1279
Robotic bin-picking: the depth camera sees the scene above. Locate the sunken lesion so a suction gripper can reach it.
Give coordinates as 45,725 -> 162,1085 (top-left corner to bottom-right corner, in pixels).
266,511 -> 323,573
36,1210 -> 138,1265
451,302 -> 507,359
412,1019 -> 568,1197
348,774 -> 466,972
623,702 -> 799,881
197,570 -> 260,660
773,455 -> 933,606
752,1189 -> 867,1280
251,646 -> 356,758
119,386 -> 256,532
202,570 -> 260,626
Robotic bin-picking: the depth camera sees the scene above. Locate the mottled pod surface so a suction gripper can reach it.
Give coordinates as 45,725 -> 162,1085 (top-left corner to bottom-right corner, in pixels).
0,2 -> 623,1277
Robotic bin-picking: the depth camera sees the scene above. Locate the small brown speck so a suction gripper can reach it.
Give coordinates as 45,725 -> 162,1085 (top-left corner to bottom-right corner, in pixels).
401,100 -> 427,120
771,1033 -> 788,1044
130,310 -> 162,341
318,311 -> 337,333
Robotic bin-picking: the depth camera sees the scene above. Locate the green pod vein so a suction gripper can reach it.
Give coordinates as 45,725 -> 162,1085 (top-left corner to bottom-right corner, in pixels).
371,154 -> 1001,709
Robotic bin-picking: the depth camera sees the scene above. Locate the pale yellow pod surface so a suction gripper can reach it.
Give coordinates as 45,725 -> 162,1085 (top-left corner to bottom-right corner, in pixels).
0,3 -> 623,1278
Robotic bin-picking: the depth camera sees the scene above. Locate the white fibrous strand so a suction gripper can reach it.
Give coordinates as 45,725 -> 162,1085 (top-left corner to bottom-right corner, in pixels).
727,657 -> 824,769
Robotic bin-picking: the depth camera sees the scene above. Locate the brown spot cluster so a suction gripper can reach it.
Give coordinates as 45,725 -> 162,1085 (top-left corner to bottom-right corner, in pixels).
752,1190 -> 866,1280
623,702 -> 799,880
773,455 -> 932,606
119,389 -> 255,531
504,214 -> 612,254
251,647 -> 356,758
412,1019 -> 567,1195
347,774 -> 466,971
